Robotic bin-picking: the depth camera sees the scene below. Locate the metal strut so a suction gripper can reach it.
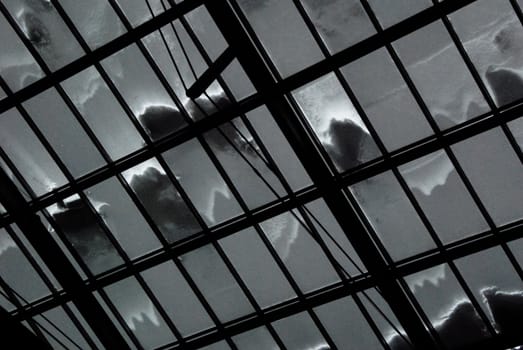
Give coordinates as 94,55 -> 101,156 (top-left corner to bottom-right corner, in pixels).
204,1 -> 438,349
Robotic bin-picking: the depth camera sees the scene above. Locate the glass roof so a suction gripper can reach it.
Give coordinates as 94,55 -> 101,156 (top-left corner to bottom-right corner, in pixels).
0,0 -> 521,349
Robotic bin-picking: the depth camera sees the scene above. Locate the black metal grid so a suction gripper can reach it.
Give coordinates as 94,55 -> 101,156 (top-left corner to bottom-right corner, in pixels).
0,0 -> 521,349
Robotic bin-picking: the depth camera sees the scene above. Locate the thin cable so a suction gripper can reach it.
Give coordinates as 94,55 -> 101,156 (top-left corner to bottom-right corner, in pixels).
3,285 -> 84,350
144,2 -> 412,346
0,288 -> 74,349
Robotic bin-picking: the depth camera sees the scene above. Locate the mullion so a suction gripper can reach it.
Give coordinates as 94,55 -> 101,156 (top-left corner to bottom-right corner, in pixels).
187,115 -> 341,349
106,165 -> 234,348
32,5 -> 188,342
355,0 -> 499,340
207,1 -> 438,348
15,82 -> 520,217
0,0 -> 206,115
360,0 -> 523,287
39,211 -> 145,349
363,0 -> 519,337
0,80 -> 74,201
289,1 -> 443,346
173,258 -> 240,350
0,162 -> 130,347
0,273 -> 50,345
115,8 -> 326,346
94,289 -> 145,350
13,218 -> 523,339
0,80 -> 123,326
0,0 -> 476,117
225,0 -> 347,176
427,1 -> 523,281
4,225 -> 101,349
200,111 -> 384,349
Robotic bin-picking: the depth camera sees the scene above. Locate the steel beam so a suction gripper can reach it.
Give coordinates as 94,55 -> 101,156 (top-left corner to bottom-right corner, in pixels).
0,168 -> 129,349
205,0 -> 438,348
0,306 -> 52,349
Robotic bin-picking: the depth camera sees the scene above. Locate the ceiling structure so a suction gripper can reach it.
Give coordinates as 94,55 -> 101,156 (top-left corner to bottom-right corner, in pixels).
0,0 -> 522,349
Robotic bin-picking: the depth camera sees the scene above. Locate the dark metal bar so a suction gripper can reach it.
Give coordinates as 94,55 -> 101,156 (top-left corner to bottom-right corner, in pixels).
205,1 -> 437,349
0,168 -> 129,349
0,305 -> 53,349
12,218 -> 523,338
186,47 -> 235,99
0,0 -> 205,114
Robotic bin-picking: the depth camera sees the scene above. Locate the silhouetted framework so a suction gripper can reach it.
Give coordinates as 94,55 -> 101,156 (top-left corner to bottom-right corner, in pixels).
0,0 -> 522,349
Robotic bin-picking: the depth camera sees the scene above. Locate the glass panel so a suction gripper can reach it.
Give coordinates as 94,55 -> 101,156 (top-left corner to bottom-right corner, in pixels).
359,289 -> 409,349
0,14 -> 44,91
350,171 -> 436,260
115,0 -> 162,27
141,24 -> 214,122
180,244 -> 255,322
11,224 -> 60,289
299,0 -> 375,53
93,291 -> 137,349
68,302 -> 104,350
0,157 -> 32,200
58,0 -> 125,49
86,177 -> 162,259
23,88 -> 105,177
399,150 -> 488,243
0,108 -> 67,196
455,247 -> 523,336
105,277 -> 175,349
233,326 -> 279,350
204,122 -> 286,209
141,261 -> 214,337
161,20 -> 208,89
305,199 -> 366,276
48,194 -> 123,275
200,341 -> 232,350
259,211 -> 340,293
405,264 -> 490,349
315,296 -> 384,350
220,227 -> 296,308
39,213 -> 88,281
508,238 -> 523,265
452,128 -> 523,225
394,21 -> 489,129
450,0 -> 523,107
102,44 -> 185,140
3,0 -> 84,71
508,117 -> 523,149
272,312 -> 328,350
163,139 -> 243,226
0,227 -> 50,303
186,6 -> 227,61
36,307 -> 91,349
123,158 -> 201,243
61,66 -> 145,160
236,0 -> 324,76
0,287 -> 15,312
222,59 -> 256,100
293,73 -> 380,172
341,48 -> 433,151
367,0 -> 432,28
247,106 -> 311,191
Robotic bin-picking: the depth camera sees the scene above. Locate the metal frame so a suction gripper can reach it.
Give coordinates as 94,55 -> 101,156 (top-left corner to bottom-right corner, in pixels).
0,0 -> 522,349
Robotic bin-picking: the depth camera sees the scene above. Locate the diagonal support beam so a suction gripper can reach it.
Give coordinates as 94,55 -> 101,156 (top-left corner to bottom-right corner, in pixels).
0,305 -> 52,349
205,1 -> 437,349
186,46 -> 235,99
0,168 -> 129,349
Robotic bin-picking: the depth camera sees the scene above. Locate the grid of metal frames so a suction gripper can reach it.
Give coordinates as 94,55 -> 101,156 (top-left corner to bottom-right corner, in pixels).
0,0 -> 522,349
